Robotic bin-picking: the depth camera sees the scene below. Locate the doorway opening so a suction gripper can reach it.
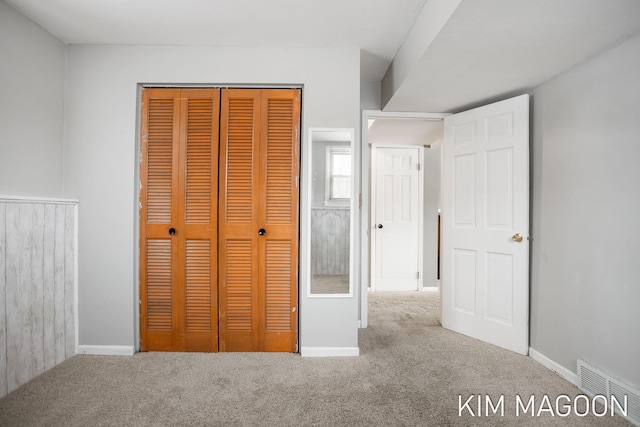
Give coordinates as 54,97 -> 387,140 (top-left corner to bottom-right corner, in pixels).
138,87 -> 301,353
360,111 -> 446,327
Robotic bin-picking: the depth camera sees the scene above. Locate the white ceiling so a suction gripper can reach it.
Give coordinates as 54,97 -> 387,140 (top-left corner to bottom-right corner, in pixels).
5,0 -> 640,113
4,0 -> 427,82
384,0 -> 640,112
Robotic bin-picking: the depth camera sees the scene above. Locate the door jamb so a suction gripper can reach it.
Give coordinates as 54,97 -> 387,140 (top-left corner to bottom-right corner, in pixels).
360,110 -> 448,328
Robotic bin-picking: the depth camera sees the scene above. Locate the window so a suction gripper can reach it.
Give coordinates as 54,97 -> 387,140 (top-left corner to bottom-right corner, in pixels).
325,146 -> 351,204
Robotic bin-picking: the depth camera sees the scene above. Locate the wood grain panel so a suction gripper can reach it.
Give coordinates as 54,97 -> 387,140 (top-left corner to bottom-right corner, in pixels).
0,199 -> 76,399
53,204 -> 66,364
310,208 -> 350,276
31,204 -> 45,377
16,204 -> 33,390
64,205 -> 75,358
42,205 -> 56,371
5,204 -> 21,393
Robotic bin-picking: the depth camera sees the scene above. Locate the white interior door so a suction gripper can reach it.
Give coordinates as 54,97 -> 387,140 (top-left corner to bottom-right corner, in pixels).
372,146 -> 422,291
441,94 -> 529,355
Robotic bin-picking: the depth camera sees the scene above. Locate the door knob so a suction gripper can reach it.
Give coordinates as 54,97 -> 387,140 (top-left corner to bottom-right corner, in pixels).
258,228 -> 266,236
169,228 -> 176,236
378,224 -> 383,229
512,233 -> 523,242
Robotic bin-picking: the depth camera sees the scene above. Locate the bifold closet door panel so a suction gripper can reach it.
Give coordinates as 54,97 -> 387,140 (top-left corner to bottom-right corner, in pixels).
140,88 -> 219,352
179,89 -> 220,352
218,89 -> 262,352
219,88 -> 300,352
259,89 -> 300,352
140,88 -> 181,351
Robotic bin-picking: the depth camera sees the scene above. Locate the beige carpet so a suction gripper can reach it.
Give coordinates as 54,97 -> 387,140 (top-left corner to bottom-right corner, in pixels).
0,291 -> 631,426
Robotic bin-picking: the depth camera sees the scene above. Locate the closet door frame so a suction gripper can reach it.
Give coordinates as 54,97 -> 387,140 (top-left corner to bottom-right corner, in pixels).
135,84 -> 303,353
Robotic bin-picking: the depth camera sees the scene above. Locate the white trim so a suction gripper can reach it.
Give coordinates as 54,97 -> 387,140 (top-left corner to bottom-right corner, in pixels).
0,195 -> 79,205
364,111 -> 448,120
529,347 -> 579,386
300,347 -> 360,357
73,204 -> 80,355
77,345 -> 136,356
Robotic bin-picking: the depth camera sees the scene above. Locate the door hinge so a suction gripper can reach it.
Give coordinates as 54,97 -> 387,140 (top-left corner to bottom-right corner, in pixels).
359,193 -> 362,209
416,272 -> 420,279
417,163 -> 421,171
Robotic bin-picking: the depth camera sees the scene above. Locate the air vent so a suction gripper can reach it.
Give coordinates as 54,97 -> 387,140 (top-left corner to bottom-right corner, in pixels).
578,358 -> 640,426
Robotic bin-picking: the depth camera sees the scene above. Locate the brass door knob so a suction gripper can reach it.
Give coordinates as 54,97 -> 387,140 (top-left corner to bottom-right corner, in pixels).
512,233 -> 523,242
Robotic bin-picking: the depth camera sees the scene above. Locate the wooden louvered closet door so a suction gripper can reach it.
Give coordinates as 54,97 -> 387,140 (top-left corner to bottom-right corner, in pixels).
219,88 -> 300,352
140,88 -> 220,352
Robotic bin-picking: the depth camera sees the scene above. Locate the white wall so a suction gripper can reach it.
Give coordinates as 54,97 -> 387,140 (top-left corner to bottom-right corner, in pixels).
360,80 -> 381,111
0,1 -> 65,198
530,32 -> 640,386
63,44 -> 361,352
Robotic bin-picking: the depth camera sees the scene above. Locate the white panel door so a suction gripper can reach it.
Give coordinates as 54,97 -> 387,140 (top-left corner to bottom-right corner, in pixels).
372,147 -> 421,291
441,95 -> 529,355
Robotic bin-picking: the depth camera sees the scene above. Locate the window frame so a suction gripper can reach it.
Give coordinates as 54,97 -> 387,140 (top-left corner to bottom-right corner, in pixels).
324,145 -> 351,206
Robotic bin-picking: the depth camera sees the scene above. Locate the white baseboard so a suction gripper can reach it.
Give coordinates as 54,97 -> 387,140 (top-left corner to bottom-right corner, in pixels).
77,345 -> 135,356
300,347 -> 360,357
529,347 -> 579,386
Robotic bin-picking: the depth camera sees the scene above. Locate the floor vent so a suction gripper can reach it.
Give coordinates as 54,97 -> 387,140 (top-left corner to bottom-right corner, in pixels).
578,358 -> 640,426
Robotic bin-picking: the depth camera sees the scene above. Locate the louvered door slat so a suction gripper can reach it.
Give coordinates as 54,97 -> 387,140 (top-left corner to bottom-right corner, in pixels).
185,240 -> 211,331
225,98 -> 255,224
146,99 -> 175,224
265,240 -> 292,331
185,98 -> 214,224
224,240 -> 253,331
265,98 -> 296,225
146,239 -> 173,330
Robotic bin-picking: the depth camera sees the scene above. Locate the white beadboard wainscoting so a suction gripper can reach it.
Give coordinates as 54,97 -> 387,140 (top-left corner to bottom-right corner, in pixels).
310,207 -> 350,276
0,196 -> 78,398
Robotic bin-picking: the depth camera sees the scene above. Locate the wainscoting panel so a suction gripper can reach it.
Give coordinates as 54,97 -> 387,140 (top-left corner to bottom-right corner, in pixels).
0,197 -> 78,398
311,207 -> 350,276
